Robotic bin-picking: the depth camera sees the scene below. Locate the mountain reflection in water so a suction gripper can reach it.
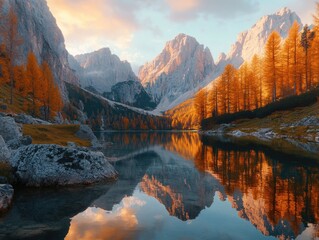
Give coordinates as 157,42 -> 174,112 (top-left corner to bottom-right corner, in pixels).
1,132 -> 318,240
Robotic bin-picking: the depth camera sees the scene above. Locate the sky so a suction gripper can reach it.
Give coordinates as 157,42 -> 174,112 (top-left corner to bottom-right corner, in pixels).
47,0 -> 317,73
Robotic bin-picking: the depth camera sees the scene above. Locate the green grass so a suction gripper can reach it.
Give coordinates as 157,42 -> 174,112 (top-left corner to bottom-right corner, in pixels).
23,124 -> 91,147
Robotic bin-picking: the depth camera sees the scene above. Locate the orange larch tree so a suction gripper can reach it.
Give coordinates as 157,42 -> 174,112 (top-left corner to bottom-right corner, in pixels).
26,52 -> 41,116
1,6 -> 23,104
264,31 -> 282,102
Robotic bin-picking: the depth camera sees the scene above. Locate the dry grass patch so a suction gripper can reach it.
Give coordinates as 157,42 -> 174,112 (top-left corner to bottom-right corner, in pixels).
23,124 -> 91,147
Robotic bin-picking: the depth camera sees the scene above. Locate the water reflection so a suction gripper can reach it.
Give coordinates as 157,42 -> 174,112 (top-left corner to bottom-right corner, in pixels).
1,132 -> 318,240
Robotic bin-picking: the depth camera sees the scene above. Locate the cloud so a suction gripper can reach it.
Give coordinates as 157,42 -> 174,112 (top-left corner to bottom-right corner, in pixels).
65,196 -> 146,240
291,0 -> 316,25
163,0 -> 260,21
47,0 -> 141,55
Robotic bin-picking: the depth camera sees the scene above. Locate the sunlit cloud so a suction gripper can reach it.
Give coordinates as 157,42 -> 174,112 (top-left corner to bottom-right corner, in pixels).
65,196 -> 146,240
47,0 -> 140,55
164,0 -> 259,21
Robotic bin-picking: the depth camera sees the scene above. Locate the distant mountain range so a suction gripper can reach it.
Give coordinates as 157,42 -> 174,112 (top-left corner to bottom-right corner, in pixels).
4,0 -> 305,127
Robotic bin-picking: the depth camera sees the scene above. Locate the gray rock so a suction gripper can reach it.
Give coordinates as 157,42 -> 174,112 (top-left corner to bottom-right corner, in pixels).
230,130 -> 247,137
10,144 -> 117,187
13,114 -> 50,125
19,136 -> 32,146
76,125 -> 101,149
291,116 -> 319,127
13,114 -> 36,124
0,136 -> 11,161
0,184 -> 14,212
0,117 -> 22,143
7,136 -> 32,150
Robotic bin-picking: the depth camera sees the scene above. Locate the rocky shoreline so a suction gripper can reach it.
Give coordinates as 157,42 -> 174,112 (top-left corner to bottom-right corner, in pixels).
0,114 -> 117,212
200,116 -> 319,156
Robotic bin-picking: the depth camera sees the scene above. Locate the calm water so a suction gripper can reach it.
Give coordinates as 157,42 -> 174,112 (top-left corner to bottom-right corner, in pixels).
0,132 -> 318,240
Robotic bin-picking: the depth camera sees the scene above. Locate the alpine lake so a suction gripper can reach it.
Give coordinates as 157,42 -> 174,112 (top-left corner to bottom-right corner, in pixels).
0,131 -> 318,240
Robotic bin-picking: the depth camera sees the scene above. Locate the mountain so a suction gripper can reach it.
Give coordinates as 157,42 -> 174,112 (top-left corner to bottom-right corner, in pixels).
3,0 -> 78,97
104,81 -> 156,110
73,48 -> 138,94
139,34 -> 215,112
168,8 -> 303,128
217,7 -> 302,68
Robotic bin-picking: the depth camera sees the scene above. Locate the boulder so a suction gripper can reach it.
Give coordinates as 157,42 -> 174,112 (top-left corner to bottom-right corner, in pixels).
76,124 -> 101,149
10,144 -> 117,187
0,136 -> 11,161
14,114 -> 51,125
292,116 -> 319,127
0,184 -> 14,212
7,135 -> 32,150
0,117 -> 22,143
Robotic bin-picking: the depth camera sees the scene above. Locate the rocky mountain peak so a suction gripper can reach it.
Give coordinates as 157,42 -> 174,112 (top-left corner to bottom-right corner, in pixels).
139,33 -> 215,111
73,48 -> 138,93
221,7 -> 302,68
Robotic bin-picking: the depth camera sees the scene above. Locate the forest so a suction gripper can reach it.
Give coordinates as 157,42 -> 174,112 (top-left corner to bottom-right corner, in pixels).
195,4 -> 319,127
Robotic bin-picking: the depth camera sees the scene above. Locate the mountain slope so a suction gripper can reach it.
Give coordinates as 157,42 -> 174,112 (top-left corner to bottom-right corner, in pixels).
74,48 -> 138,93
104,81 -> 156,110
168,8 -> 303,128
4,0 -> 78,97
139,33 -> 215,112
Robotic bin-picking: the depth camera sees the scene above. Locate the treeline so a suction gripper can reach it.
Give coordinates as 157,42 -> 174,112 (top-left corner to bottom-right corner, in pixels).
66,83 -> 172,130
0,1 -> 62,120
196,4 -> 319,123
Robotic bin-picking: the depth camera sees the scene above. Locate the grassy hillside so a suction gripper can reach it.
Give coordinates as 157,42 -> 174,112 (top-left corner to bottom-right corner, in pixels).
23,124 -> 91,147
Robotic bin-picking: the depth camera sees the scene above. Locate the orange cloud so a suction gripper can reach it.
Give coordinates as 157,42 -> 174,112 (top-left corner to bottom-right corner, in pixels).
65,196 -> 145,240
165,0 -> 199,13
47,0 -> 138,54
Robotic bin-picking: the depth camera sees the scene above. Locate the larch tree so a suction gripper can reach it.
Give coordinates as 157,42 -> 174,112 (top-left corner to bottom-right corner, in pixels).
41,61 -> 62,120
286,21 -> 303,94
194,89 -> 207,123
1,6 -> 23,104
220,64 -> 236,113
210,82 -> 219,117
26,52 -> 41,116
312,3 -> 319,86
264,31 -> 282,102
13,65 -> 27,96
251,54 -> 263,107
301,25 -> 315,90
0,44 -> 9,97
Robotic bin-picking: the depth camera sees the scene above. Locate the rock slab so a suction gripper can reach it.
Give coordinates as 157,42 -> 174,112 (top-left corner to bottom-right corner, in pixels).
10,144 -> 117,187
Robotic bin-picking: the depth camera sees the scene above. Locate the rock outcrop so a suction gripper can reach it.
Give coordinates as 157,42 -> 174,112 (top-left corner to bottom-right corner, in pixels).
0,184 -> 14,212
0,136 -> 11,161
75,125 -> 101,149
10,144 -> 117,187
104,81 -> 156,110
0,117 -> 22,143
